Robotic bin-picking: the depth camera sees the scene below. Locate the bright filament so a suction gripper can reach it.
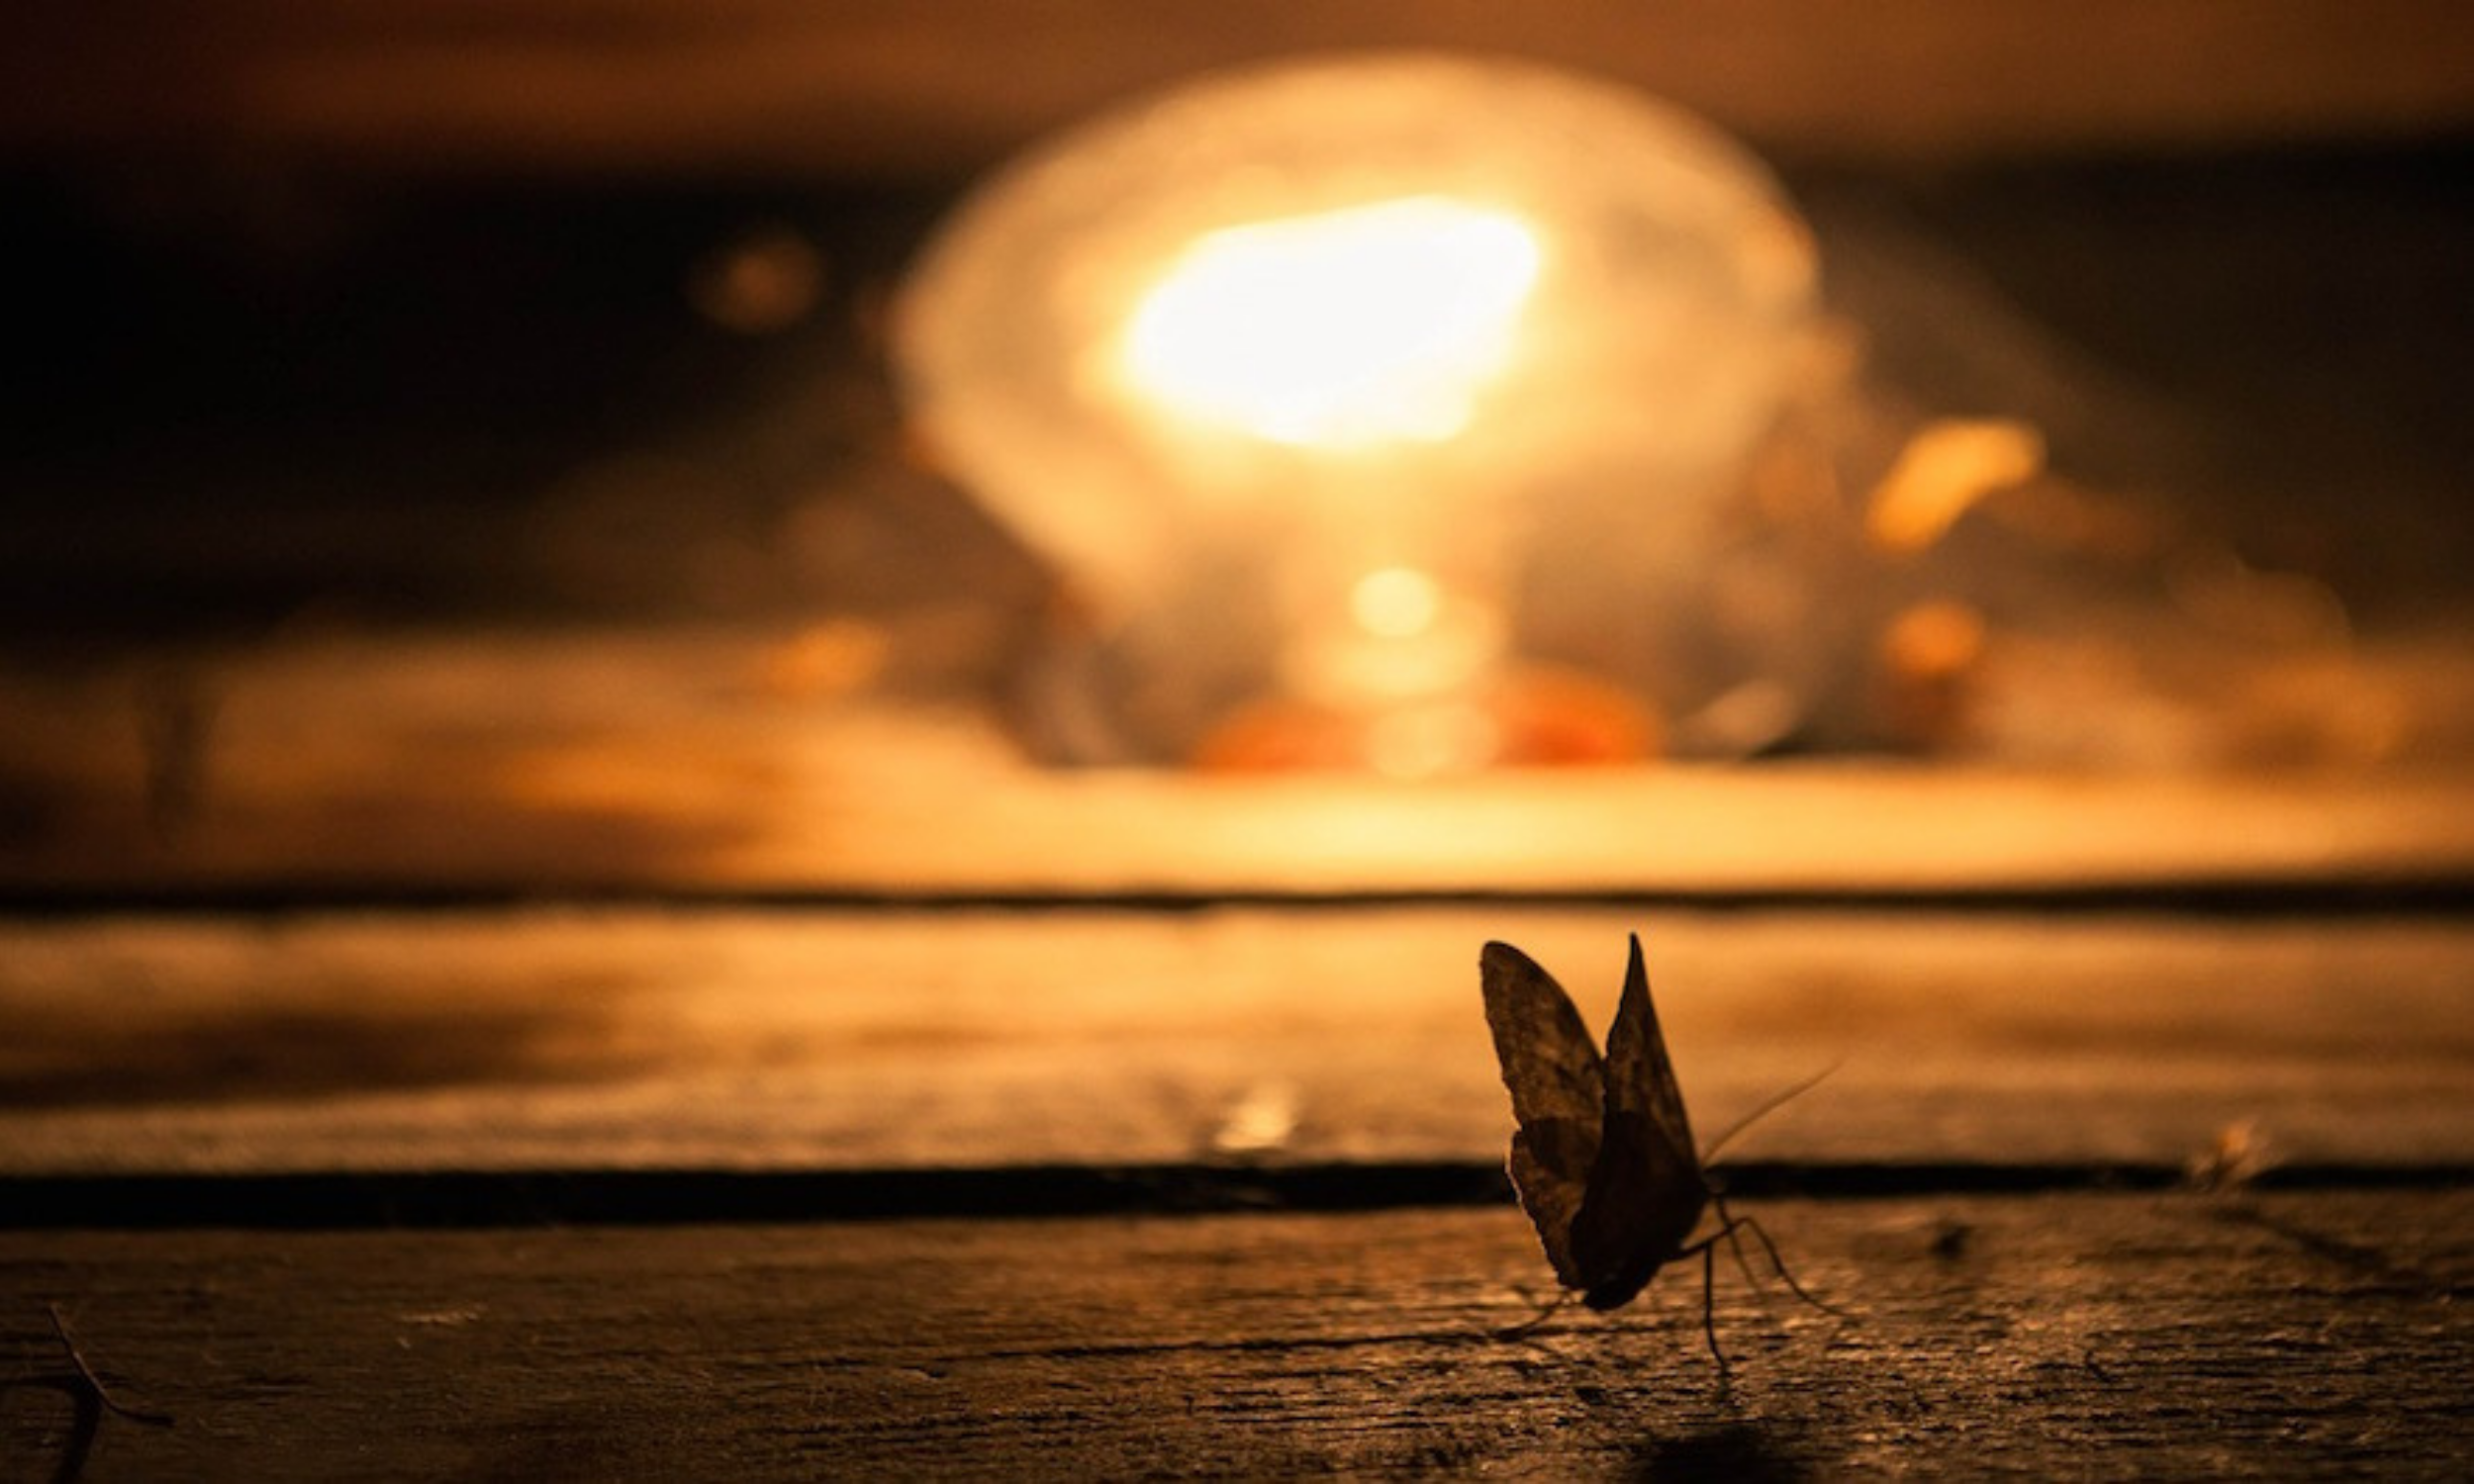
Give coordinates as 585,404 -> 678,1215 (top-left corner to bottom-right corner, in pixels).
1119,196 -> 1543,448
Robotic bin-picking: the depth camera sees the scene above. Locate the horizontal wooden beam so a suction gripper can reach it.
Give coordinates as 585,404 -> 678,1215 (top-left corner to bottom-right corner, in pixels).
6,1193 -> 2469,1475
6,907 -> 2469,1174
7,632 -> 2472,899
12,2 -> 2474,176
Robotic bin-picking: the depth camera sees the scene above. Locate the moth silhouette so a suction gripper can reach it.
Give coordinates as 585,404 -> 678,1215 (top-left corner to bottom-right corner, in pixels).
1480,934 -> 1834,1361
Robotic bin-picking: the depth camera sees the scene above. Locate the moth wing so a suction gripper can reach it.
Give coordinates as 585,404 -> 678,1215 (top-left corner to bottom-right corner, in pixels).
1479,941 -> 1606,1290
1568,934 -> 1709,1308
1605,932 -> 1699,1162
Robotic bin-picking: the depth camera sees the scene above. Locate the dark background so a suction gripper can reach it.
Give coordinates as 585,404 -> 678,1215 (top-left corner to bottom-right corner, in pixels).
9,147 -> 2468,637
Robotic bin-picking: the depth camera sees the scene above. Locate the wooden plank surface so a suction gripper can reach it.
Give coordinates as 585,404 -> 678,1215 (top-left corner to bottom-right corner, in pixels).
5,1191 -> 2469,1478
6,907 -> 2469,1175
7,629 -> 2472,896
13,1 -> 2474,176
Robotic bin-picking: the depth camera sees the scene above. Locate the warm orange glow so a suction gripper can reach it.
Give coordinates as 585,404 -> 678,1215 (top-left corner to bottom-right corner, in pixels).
1349,566 -> 1446,640
1365,702 -> 1499,779
1292,567 -> 1504,707
1117,197 -> 1543,448
1866,418 -> 2046,552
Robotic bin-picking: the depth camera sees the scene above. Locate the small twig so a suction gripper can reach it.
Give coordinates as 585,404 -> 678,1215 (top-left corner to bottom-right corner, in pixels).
46,1304 -> 174,1429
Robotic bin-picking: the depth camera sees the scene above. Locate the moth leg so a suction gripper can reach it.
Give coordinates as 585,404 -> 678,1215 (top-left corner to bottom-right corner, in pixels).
1698,1238 -> 1729,1370
1704,1213 -> 1791,1337
1661,1231 -> 1735,1368
1704,1193 -> 1771,1303
1720,1216 -> 1766,1296
1488,1288 -> 1574,1341
1712,1194 -> 1849,1321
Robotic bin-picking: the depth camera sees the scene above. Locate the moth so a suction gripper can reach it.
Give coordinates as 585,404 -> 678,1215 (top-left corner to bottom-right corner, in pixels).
1479,934 -> 1833,1360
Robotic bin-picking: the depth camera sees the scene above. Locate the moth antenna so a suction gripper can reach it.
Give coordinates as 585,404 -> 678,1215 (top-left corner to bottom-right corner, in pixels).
1698,1060 -> 1845,1165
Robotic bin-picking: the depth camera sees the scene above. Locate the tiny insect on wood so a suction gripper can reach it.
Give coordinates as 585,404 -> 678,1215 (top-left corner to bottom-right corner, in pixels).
1479,934 -> 1838,1363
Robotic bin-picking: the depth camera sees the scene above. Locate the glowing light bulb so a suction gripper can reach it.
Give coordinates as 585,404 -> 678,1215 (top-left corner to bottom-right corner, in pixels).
1119,197 -> 1542,448
896,52 -> 1816,768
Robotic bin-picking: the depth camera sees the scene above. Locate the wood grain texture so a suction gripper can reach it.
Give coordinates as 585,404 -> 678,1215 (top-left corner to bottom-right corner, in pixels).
5,907 -> 2469,1174
4,1191 -> 2469,1478
13,1 -> 2474,175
